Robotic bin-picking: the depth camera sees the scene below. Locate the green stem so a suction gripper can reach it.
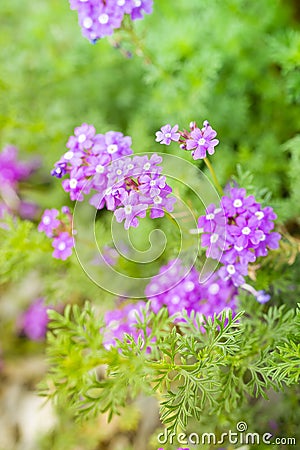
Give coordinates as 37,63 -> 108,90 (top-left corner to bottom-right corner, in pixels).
203,157 -> 223,196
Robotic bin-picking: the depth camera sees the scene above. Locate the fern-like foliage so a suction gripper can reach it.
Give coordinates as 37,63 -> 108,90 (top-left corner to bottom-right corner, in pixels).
41,302 -> 300,433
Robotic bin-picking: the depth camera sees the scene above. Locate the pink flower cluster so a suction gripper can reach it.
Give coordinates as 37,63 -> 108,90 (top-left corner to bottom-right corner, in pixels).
198,187 -> 281,287
156,120 -> 219,160
69,0 -> 153,43
38,207 -> 75,260
52,123 -> 176,230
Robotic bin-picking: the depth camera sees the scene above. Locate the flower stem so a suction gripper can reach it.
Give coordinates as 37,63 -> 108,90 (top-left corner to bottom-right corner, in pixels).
203,157 -> 223,196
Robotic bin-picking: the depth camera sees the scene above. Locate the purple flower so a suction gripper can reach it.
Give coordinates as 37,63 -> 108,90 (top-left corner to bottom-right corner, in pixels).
68,122 -> 96,151
62,167 -> 91,201
51,162 -> 68,178
186,121 -> 219,160
139,174 -> 166,197
130,0 -> 153,20
114,191 -> 148,229
52,232 -> 74,260
255,290 -> 271,304
20,298 -> 50,341
155,124 -> 180,145
148,185 -> 177,219
0,145 -> 32,188
103,301 -> 149,349
38,209 -> 60,237
221,187 -> 258,217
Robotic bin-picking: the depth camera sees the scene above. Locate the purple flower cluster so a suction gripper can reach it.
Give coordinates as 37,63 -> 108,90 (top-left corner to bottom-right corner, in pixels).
20,298 -> 51,341
156,120 -> 219,160
198,187 -> 281,286
145,259 -> 238,318
38,207 -> 75,260
0,145 -> 32,188
52,123 -> 176,230
69,0 -> 153,43
103,301 -> 149,349
103,259 -> 238,348
0,145 -> 38,223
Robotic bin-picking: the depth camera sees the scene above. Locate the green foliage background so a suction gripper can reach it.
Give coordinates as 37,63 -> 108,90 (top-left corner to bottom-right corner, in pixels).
0,0 -> 300,449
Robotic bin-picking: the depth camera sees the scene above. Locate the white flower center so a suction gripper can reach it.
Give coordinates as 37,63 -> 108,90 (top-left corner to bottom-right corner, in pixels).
149,283 -> 158,293
58,242 -> 66,251
184,281 -> 195,292
150,180 -> 156,187
83,17 -> 93,29
134,0 -> 142,6
42,216 -> 51,225
234,245 -> 244,252
129,309 -> 138,320
117,0 -> 125,5
78,133 -> 86,143
127,164 -> 134,170
143,162 -> 151,170
242,226 -> 251,235
206,213 -> 215,220
69,178 -> 78,189
98,13 -> 109,24
227,264 -> 236,275
210,233 -> 219,244
107,144 -> 118,154
208,283 -> 220,295
96,164 -> 105,174
165,132 -> 171,138
124,205 -> 132,215
233,199 -> 242,208
64,151 -> 74,160
255,211 -> 265,220
171,295 -> 180,304
153,196 -> 162,204
198,138 -> 206,145
260,234 -> 266,241
116,169 -> 122,175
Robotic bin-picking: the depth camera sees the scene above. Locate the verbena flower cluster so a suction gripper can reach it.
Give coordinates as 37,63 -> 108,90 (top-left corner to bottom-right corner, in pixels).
52,123 -> 176,229
103,259 -> 238,348
38,207 -> 75,260
20,298 -> 50,341
0,145 -> 38,224
69,0 -> 153,43
156,120 -> 219,160
198,187 -> 281,287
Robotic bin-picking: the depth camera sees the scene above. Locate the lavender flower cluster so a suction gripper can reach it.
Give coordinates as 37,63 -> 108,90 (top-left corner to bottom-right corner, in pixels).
52,123 -> 176,230
69,0 -> 153,43
0,145 -> 38,225
38,207 -> 75,260
198,187 -> 281,287
103,259 -> 238,348
156,120 -> 219,160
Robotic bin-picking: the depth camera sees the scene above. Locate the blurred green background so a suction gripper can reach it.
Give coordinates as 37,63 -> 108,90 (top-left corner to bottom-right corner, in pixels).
1,0 -> 300,218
